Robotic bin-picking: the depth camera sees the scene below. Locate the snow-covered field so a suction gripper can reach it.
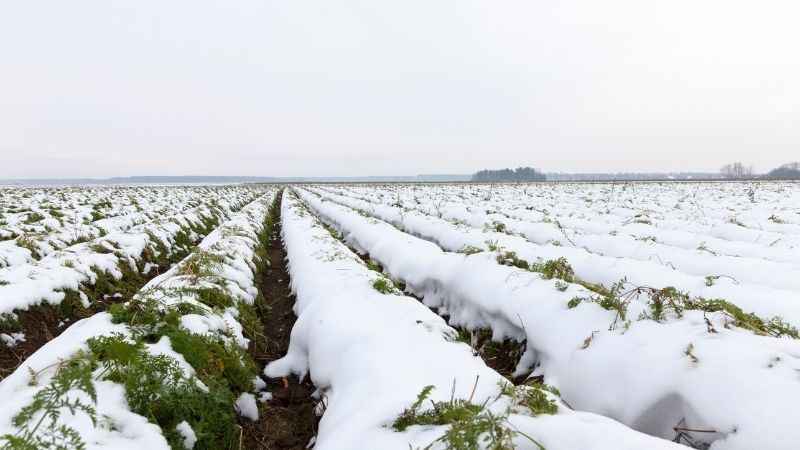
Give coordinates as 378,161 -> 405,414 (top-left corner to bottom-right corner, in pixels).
0,181 -> 798,450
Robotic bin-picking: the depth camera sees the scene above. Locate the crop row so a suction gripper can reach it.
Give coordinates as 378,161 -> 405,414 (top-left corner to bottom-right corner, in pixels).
322,184 -> 800,290
309,185 -> 800,328
0,186 -> 261,268
296,186 -> 800,450
267,190 -> 682,450
0,188 -> 267,383
0,189 -> 276,449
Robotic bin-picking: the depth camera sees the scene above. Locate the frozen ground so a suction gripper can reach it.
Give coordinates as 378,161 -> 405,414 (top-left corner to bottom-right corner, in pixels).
0,181 -> 798,450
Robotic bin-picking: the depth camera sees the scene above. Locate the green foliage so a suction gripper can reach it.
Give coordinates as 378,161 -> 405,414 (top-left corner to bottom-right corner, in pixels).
567,297 -> 584,309
684,297 -> 799,338
0,313 -> 21,334
599,291 -> 629,317
1,356 -> 96,450
372,277 -> 397,294
495,252 -> 576,285
89,242 -> 115,254
495,251 -> 529,271
392,385 -> 483,432
56,291 -> 91,321
195,287 -> 234,309
435,409 -> 516,450
14,236 -> 39,257
575,279 -> 613,297
520,384 -> 558,416
1,189 -> 270,450
531,257 -> 575,282
321,223 -> 343,241
47,209 -> 64,219
179,251 -> 224,279
163,327 -> 256,393
452,328 -> 473,346
108,296 -> 204,335
86,264 -> 147,303
458,245 -> 483,256
394,385 -> 545,450
22,212 -> 45,225
93,199 -> 112,210
87,332 -> 243,450
88,334 -> 144,378
143,231 -> 170,265
564,279 -> 629,329
569,280 -> 799,338
366,258 -> 382,272
237,300 -> 266,353
89,210 -> 105,222
646,286 -> 689,322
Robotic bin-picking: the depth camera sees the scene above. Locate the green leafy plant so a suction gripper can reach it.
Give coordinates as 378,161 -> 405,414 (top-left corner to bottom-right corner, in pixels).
22,212 -> 45,225
1,356 -> 96,450
531,257 -> 575,282
394,384 -> 547,450
459,245 -> 483,256
372,277 -> 397,295
495,250 -> 529,271
179,250 -> 224,280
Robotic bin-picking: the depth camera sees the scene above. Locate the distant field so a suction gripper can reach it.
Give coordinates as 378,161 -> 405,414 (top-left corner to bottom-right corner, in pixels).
1,182 -> 798,450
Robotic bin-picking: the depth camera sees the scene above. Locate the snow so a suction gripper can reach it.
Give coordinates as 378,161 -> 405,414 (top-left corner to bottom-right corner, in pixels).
175,421 -> 197,449
0,185 -> 268,316
266,191 -> 683,450
309,185 -> 800,325
0,189 -> 275,448
235,392 -> 259,421
253,375 -> 267,391
297,186 -> 800,450
0,185 -> 261,269
0,332 -> 25,347
4,181 -> 799,449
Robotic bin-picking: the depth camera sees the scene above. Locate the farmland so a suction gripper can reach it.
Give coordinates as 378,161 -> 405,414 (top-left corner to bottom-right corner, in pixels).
0,181 -> 798,450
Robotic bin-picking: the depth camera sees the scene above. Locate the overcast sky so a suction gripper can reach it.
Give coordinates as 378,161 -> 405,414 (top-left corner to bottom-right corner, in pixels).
2,1 -> 799,178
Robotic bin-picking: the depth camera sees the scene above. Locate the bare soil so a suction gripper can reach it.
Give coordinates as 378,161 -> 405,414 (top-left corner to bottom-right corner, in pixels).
242,190 -> 319,450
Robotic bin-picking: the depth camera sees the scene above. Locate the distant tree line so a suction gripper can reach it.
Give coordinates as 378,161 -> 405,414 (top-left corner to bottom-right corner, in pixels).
472,167 -> 546,182
719,161 -> 800,180
467,162 -> 798,183
720,162 -> 754,179
765,162 -> 800,180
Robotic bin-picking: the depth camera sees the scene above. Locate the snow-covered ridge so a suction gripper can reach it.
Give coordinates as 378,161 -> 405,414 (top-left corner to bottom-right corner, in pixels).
321,184 -> 800,289
308,185 -> 800,327
297,187 -> 800,450
324,182 -> 800,254
267,190 -> 683,450
0,185 -> 261,268
0,190 -> 275,449
0,188 -> 266,318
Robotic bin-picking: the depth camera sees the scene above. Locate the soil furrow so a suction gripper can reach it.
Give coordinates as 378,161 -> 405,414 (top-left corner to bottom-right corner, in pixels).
243,189 -> 319,450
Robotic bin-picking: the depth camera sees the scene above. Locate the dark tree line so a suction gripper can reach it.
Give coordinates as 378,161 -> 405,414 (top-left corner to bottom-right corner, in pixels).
765,162 -> 800,180
720,162 -> 754,179
471,167 -> 546,182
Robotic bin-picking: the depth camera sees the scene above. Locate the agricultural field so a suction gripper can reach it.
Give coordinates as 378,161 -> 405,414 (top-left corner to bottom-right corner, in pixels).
0,181 -> 798,450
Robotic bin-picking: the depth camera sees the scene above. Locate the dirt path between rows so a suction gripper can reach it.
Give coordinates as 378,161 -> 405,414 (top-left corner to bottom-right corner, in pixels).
243,190 -> 319,450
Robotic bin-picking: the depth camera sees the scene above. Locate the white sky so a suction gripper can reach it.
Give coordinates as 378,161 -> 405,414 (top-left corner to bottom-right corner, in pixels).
2,1 -> 799,178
